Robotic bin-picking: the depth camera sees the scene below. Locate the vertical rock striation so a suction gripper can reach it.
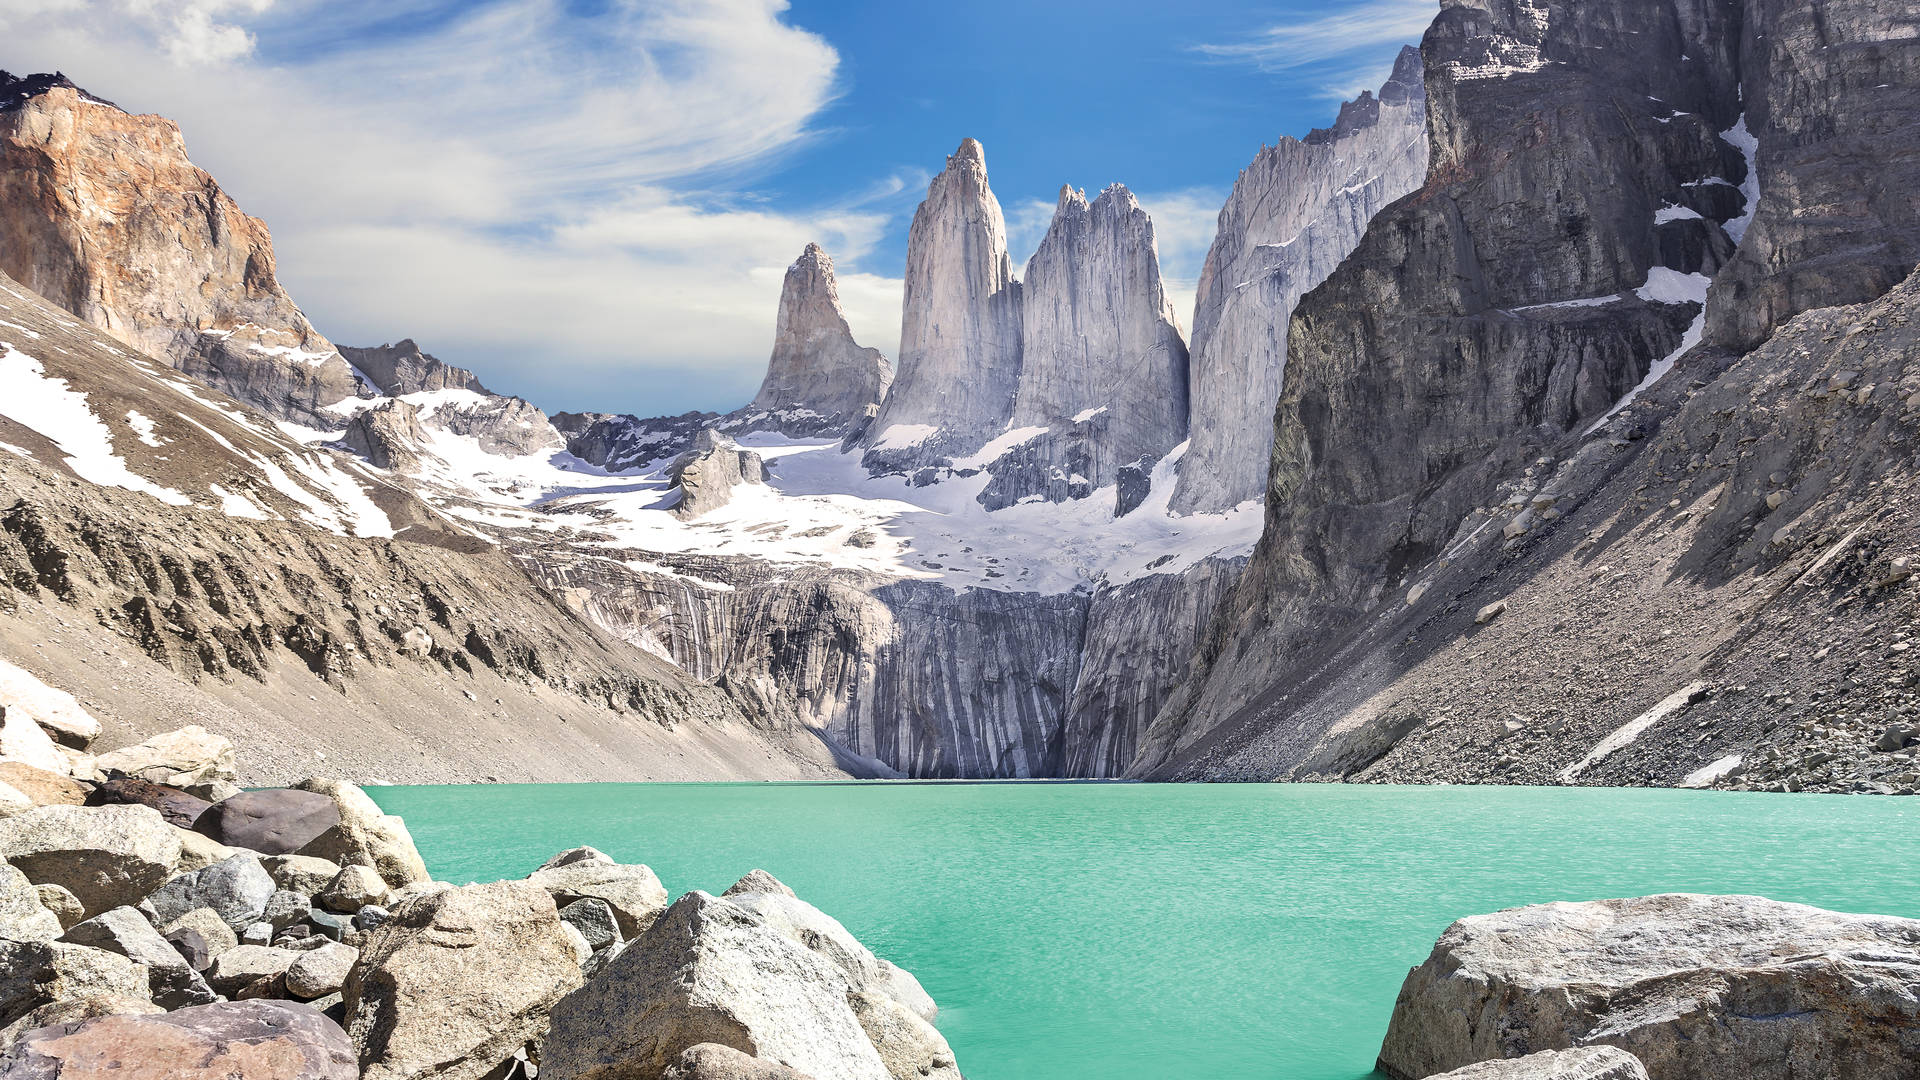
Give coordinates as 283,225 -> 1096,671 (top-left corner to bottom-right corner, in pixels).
977,184 -> 1190,511
861,139 -> 1023,471
1168,47 -> 1430,515
733,244 -> 893,439
0,75 -> 358,427
1135,0 -> 1753,774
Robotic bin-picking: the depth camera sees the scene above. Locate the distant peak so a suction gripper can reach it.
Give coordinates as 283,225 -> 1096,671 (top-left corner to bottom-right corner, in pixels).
0,70 -> 119,113
791,243 -> 835,275
952,138 -> 986,167
1057,184 -> 1088,210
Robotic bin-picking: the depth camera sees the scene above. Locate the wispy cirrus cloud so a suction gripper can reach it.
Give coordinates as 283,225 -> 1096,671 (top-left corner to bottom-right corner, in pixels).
1194,0 -> 1435,98
0,0 -> 912,415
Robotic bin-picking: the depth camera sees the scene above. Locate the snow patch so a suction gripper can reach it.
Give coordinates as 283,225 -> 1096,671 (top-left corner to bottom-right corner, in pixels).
871,424 -> 939,451
0,344 -> 191,506
1559,681 -> 1711,781
1586,270 -> 1711,432
1681,753 -> 1743,789
1071,405 -> 1109,424
1720,115 -> 1761,244
950,426 -> 1048,471
1653,204 -> 1703,224
125,410 -> 165,447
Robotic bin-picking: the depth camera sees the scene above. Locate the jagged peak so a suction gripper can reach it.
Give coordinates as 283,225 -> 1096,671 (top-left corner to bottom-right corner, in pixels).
951,137 -> 986,166
1300,49 -> 1425,147
1057,184 -> 1089,212
792,242 -> 833,274
0,70 -> 119,113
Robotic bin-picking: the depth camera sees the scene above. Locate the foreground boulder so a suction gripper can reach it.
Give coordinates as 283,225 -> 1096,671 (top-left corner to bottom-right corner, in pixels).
343,880 -> 583,1080
146,853 -> 277,931
0,938 -> 149,1033
722,870 -> 936,1022
0,805 -> 182,919
85,778 -> 211,830
528,847 -> 669,939
60,906 -> 215,1008
543,890 -> 891,1080
92,726 -> 236,793
1432,1047 -> 1649,1079
1377,894 -> 1920,1080
290,779 -> 428,888
193,788 -> 340,855
0,999 -> 356,1079
1,706 -> 70,775
0,763 -> 85,808
2,863 -> 63,941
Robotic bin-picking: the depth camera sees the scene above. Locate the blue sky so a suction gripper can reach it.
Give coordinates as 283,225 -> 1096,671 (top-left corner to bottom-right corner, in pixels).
3,0 -> 1434,417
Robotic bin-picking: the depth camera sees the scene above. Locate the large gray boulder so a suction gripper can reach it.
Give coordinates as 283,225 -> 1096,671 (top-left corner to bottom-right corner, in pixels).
542,890 -> 891,1080
0,937 -> 149,1033
527,847 -> 668,939
193,788 -> 341,855
0,804 -> 182,919
0,999 -> 357,1080
289,779 -> 428,889
2,863 -> 63,942
146,853 -> 277,931
343,880 -> 583,1080
60,906 -> 214,1008
720,870 -> 936,1022
92,726 -> 236,791
1431,1047 -> 1649,1079
1377,894 -> 1920,1080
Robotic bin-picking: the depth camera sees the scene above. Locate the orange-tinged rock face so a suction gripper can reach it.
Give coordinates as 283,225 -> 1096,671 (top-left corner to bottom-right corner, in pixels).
0,85 -> 358,425
4,1000 -> 357,1080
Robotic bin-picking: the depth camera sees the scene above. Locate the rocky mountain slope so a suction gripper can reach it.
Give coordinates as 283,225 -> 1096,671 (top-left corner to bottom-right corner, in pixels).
0,73 -> 360,427
1131,0 -> 1920,792
0,268 -> 846,783
1170,45 -> 1430,515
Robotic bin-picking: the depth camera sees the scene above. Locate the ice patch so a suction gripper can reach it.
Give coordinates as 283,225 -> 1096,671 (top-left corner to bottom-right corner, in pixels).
1720,115 -> 1761,244
0,344 -> 190,505
1653,204 -> 1703,224
1586,270 -> 1711,432
1071,405 -> 1109,424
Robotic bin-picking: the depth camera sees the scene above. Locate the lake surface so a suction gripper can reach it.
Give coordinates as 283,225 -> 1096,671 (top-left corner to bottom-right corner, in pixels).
369,782 -> 1920,1079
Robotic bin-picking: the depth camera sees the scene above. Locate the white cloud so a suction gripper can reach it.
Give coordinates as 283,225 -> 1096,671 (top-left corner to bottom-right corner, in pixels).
1,0 -> 907,415
1194,0 -> 1436,72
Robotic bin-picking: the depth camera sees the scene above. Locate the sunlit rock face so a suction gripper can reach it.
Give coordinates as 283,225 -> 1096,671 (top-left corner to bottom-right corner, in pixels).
732,243 -> 894,439
0,76 -> 358,427
1169,46 -> 1429,516
861,138 -> 1023,472
978,183 -> 1190,513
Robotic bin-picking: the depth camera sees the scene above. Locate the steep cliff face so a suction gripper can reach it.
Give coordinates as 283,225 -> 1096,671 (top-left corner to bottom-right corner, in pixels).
340,339 -> 491,396
1137,0 -> 1753,773
732,244 -> 893,438
0,77 -> 359,426
1168,47 -> 1430,515
1706,0 -> 1920,352
978,184 -> 1190,512
1134,0 -> 1920,786
862,139 -> 1023,470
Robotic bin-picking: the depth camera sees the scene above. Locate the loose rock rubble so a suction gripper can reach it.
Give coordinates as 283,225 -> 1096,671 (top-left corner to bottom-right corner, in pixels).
1,724 -> 961,1079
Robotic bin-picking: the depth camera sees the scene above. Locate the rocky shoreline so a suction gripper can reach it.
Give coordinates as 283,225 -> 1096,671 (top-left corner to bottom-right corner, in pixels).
1,720 -> 955,1079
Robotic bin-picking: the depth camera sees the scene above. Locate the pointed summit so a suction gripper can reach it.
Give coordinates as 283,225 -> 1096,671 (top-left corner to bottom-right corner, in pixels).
862,136 -> 1022,466
734,243 -> 892,438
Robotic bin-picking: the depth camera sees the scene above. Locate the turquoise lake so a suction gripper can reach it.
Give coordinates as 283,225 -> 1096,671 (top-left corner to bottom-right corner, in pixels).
368,782 -> 1920,1079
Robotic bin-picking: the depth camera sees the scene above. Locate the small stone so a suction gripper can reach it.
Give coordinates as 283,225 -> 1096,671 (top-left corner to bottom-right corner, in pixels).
558,898 -> 622,952
1,864 -> 62,941
204,944 -> 302,995
242,922 -> 275,946
148,853 -> 277,931
262,889 -> 313,930
161,907 -> 240,970
285,941 -> 359,1001
33,883 -> 83,930
1474,601 -> 1508,625
316,864 -> 390,914
262,854 -> 345,896
352,904 -> 391,931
